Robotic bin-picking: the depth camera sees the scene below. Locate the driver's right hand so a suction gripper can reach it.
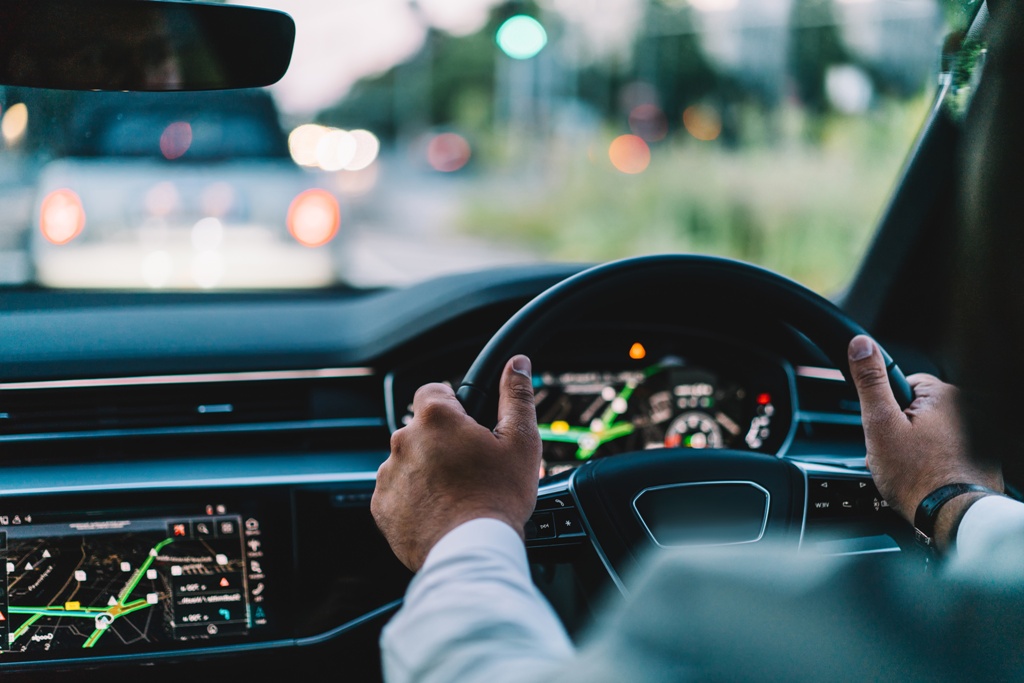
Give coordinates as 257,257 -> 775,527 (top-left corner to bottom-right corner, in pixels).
372,355 -> 542,572
847,335 -> 1003,548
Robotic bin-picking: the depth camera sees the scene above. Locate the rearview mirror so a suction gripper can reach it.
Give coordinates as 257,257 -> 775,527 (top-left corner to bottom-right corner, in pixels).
0,0 -> 295,91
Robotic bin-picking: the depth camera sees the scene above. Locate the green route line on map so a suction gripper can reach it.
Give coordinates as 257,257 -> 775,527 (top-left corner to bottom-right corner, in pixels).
538,364 -> 663,460
118,537 -> 175,603
7,537 -> 174,649
9,613 -> 44,642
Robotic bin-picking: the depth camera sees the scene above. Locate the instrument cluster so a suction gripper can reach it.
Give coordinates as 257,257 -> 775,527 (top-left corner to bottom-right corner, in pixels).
389,329 -> 796,476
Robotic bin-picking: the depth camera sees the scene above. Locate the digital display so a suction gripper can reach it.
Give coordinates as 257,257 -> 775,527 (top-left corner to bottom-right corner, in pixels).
535,359 -> 783,475
0,505 -> 270,656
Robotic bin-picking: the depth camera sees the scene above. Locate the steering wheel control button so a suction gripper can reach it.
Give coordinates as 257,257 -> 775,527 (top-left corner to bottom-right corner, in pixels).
528,512 -> 556,539
808,477 -> 887,520
633,482 -> 769,548
553,508 -> 583,536
535,496 -> 573,511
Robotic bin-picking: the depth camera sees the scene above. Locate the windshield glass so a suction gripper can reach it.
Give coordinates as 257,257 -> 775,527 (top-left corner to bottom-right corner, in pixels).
0,0 -> 947,293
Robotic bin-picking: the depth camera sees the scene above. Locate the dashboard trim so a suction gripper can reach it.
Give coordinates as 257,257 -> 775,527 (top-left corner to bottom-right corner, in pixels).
384,371 -> 399,434
774,356 -> 799,459
0,471 -> 379,497
794,366 -> 845,382
0,417 -> 386,444
294,599 -> 402,647
0,367 -> 375,391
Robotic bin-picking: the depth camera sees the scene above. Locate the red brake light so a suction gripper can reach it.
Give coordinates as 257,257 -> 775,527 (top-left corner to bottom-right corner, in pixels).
40,189 -> 86,245
287,189 -> 340,247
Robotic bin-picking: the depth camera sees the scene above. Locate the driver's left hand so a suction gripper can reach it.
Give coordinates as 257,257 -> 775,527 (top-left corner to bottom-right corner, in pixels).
372,355 -> 541,571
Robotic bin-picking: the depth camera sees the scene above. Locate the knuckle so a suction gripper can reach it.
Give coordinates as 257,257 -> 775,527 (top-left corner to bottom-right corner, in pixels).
853,363 -> 889,388
416,398 -> 454,425
506,380 -> 535,405
413,382 -> 455,406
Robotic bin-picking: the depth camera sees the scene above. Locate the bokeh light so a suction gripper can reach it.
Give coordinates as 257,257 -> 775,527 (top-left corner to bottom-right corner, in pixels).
160,122 -> 192,160
39,189 -> 86,245
315,129 -> 357,172
427,133 -> 472,172
496,15 -> 547,60
2,102 -> 28,144
191,217 -> 224,251
290,125 -> 380,172
608,135 -> 651,174
144,182 -> 180,218
142,251 -> 173,289
200,182 -> 236,218
287,189 -> 341,247
628,104 -> 668,142
192,250 -> 224,289
346,130 -> 381,171
682,105 -> 722,141
288,123 -> 330,167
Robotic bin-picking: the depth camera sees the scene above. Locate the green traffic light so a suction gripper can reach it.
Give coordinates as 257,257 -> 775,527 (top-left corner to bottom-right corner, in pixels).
496,15 -> 547,60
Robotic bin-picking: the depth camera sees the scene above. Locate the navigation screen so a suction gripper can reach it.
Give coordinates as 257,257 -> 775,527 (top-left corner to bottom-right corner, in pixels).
0,503 -> 270,656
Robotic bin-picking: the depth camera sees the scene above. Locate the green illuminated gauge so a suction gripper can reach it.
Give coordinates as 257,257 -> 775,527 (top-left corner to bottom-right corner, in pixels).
663,411 -> 724,450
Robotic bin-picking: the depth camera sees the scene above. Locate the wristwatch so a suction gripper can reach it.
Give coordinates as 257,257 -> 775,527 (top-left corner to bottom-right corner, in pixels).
913,483 -> 997,550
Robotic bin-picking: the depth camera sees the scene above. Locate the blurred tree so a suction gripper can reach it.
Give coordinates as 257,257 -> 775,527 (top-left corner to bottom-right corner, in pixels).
319,25 -> 497,140
787,0 -> 849,116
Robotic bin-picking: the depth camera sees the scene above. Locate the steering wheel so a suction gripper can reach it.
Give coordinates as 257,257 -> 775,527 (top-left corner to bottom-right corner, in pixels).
456,255 -> 913,585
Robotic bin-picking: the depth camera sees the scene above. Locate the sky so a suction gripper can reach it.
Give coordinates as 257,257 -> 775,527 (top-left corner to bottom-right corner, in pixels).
233,0 -> 646,116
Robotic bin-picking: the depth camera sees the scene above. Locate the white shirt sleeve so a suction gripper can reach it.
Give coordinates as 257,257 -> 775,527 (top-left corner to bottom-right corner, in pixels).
380,517 -> 575,683
951,494 -> 1024,573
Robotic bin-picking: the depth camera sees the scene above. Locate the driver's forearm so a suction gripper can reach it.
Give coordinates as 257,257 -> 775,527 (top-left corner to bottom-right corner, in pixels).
381,518 -> 574,683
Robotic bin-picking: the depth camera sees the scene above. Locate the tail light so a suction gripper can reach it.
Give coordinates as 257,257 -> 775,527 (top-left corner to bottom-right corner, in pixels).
286,189 -> 340,247
40,189 -> 86,245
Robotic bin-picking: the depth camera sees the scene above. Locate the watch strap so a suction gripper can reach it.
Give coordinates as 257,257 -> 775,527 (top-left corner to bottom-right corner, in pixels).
913,483 -> 996,548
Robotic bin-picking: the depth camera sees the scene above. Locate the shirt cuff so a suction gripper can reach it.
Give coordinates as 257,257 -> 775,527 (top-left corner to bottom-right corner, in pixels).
420,517 -> 529,578
953,494 -> 1024,566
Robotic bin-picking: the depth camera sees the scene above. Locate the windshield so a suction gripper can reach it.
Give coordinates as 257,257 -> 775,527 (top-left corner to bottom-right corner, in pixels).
0,0 -> 947,293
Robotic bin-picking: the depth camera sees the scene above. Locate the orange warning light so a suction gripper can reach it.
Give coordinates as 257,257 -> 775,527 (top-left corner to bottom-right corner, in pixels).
629,342 -> 647,360
219,577 -> 230,587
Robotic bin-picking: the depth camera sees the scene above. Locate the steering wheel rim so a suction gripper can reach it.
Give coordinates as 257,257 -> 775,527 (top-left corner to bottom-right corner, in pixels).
457,254 -> 913,587
457,254 -> 913,425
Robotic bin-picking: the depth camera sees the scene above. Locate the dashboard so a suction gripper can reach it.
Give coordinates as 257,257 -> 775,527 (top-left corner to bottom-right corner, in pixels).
0,264 -> 915,679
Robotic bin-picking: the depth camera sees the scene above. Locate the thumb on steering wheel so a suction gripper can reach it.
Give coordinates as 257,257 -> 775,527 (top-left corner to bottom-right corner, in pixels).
848,335 -> 904,427
494,355 -> 540,449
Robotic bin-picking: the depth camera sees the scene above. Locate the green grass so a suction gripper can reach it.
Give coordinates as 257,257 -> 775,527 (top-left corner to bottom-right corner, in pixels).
457,97 -> 931,294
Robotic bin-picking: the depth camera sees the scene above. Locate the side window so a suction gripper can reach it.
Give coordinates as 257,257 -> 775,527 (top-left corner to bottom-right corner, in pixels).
941,1 -> 988,120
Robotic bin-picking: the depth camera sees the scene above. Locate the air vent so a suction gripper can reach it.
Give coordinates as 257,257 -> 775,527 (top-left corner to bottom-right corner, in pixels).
788,369 -> 865,461
795,370 -> 861,420
0,369 -> 384,441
